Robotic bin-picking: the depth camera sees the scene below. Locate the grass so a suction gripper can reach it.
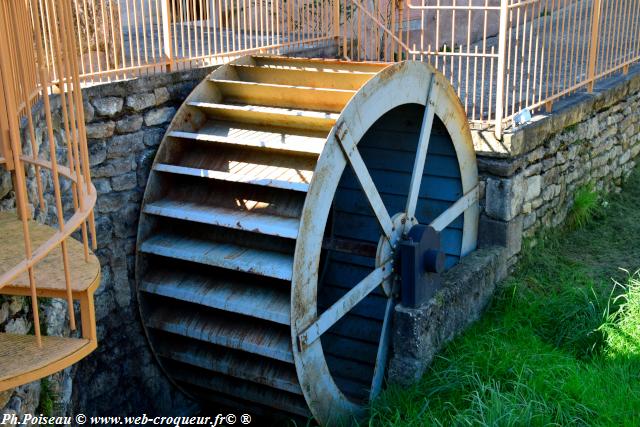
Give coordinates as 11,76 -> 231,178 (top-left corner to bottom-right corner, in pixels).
367,168 -> 640,426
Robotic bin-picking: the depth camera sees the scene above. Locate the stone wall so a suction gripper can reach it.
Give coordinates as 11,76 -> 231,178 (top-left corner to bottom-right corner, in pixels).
74,67 -> 218,415
475,63 -> 640,265
0,66 -> 215,420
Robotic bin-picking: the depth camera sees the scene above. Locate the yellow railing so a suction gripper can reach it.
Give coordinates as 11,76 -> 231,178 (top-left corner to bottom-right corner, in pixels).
38,0 -> 338,85
23,1 -> 640,135
0,0 -> 97,346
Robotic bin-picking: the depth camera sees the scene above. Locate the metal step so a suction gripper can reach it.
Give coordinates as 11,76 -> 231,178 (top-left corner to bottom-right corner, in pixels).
144,199 -> 300,239
140,232 -> 294,281
167,121 -> 325,155
154,338 -> 301,394
147,305 -> 293,363
187,101 -> 338,132
230,64 -> 377,90
153,163 -> 311,192
140,270 -> 290,325
210,79 -> 356,113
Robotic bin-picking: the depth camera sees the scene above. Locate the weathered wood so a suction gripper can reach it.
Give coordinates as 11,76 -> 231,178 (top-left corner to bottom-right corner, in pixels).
0,212 -> 100,298
168,121 -> 326,155
144,199 -> 300,239
0,333 -> 92,391
147,305 -> 293,363
154,338 -> 301,394
188,101 -> 338,132
154,163 -> 311,192
140,270 -> 290,324
230,64 -> 376,90
211,79 -> 356,113
140,232 -> 294,281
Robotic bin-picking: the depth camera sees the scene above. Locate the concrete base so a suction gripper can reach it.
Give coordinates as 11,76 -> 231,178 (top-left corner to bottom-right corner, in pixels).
388,246 -> 507,385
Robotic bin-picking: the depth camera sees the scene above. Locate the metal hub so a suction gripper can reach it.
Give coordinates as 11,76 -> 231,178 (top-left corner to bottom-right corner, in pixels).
375,213 -> 418,296
398,223 -> 446,308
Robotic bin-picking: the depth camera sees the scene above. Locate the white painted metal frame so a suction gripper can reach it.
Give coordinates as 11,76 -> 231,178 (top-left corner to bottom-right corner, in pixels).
291,60 -> 479,424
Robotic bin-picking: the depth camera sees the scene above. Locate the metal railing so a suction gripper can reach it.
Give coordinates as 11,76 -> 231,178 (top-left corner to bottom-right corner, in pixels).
340,0 -> 640,137
40,0 -> 338,84
0,0 -> 96,345
28,0 -> 640,137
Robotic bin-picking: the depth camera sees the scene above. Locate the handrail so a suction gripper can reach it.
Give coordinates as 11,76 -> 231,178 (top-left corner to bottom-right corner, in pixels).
0,0 -> 98,347
338,0 -> 640,136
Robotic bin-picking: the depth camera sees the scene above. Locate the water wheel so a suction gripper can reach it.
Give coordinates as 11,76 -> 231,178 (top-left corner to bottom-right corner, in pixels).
136,55 -> 479,423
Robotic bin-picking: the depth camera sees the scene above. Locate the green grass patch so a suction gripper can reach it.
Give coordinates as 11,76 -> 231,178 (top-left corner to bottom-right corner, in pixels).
368,168 -> 640,426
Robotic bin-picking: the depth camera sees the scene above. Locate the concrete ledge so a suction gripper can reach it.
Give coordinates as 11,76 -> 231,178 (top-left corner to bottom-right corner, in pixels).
388,246 -> 507,385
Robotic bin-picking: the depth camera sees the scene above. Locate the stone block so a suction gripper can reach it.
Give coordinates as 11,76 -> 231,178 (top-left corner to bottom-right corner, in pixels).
126,93 -> 156,112
485,173 -> 525,221
115,116 -> 144,134
477,156 -> 523,177
478,214 -> 523,258
88,140 -> 107,166
154,87 -> 170,105
525,175 -> 541,201
92,97 -> 123,117
143,127 -> 166,147
144,107 -> 176,126
111,172 -> 138,192
92,157 -> 134,179
107,131 -> 146,158
86,121 -> 115,139
388,247 -> 506,386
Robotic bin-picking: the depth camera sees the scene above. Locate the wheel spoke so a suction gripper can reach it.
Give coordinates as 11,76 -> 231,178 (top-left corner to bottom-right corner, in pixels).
335,123 -> 394,239
370,296 -> 394,400
405,75 -> 436,220
298,259 -> 393,350
429,186 -> 479,232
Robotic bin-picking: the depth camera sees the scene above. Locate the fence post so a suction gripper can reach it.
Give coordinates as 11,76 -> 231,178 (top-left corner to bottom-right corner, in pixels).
494,0 -> 509,140
587,0 -> 602,92
334,0 -> 340,39
161,0 -> 174,72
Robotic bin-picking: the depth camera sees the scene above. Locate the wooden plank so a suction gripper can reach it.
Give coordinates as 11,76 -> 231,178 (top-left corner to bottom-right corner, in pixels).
406,75 -> 436,219
0,333 -> 92,390
321,333 -> 379,365
144,199 -> 300,239
140,232 -> 294,281
154,338 -> 301,394
147,305 -> 293,363
357,148 -> 461,178
430,187 -> 479,232
140,270 -> 290,325
187,101 -> 338,132
252,56 -> 389,73
168,121 -> 326,155
154,163 -> 310,193
319,284 -> 388,322
170,364 -> 309,417
339,168 -> 463,202
299,263 -> 391,348
0,212 -> 101,297
231,64 -> 376,90
333,190 -> 464,230
211,79 -> 356,113
335,125 -> 394,239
